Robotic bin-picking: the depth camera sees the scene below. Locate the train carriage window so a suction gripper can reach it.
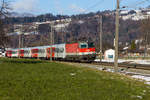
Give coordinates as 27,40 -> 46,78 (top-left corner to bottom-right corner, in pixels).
54,48 -> 64,53
38,49 -> 45,53
52,48 -> 55,52
7,51 -> 12,54
24,50 -> 30,54
38,49 -> 41,53
15,51 -> 17,54
59,48 -> 64,53
47,49 -> 50,53
32,49 -> 38,53
42,49 -> 45,53
12,51 -> 17,54
19,50 -> 24,54
54,48 -> 59,52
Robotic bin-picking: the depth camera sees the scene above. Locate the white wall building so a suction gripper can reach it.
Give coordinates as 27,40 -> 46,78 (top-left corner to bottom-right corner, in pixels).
104,49 -> 115,60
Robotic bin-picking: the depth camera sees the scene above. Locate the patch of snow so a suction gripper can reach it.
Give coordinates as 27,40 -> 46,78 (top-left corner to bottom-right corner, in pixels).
106,69 -> 114,72
95,59 -> 126,63
143,90 -> 146,93
136,95 -> 143,99
123,47 -> 128,50
70,73 -> 76,76
120,10 -> 129,14
97,67 -> 103,70
132,75 -> 150,85
78,20 -> 84,24
95,59 -> 150,65
94,62 -> 150,85
146,82 -> 150,85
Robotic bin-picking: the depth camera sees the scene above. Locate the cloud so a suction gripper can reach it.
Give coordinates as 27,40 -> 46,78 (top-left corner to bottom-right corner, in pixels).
70,4 -> 86,13
12,0 -> 40,13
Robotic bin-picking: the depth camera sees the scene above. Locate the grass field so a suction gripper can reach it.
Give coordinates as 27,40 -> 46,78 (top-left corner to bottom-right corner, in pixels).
0,58 -> 150,100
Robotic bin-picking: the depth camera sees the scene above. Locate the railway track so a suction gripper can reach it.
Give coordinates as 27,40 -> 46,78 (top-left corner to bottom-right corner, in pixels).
93,61 -> 150,71
58,60 -> 150,71
59,60 -> 150,84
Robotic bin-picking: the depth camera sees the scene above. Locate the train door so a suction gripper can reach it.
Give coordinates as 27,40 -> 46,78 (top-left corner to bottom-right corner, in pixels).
46,47 -> 55,59
19,50 -> 24,58
24,49 -> 30,58
6,50 -> 12,57
54,44 -> 66,59
31,49 -> 38,58
12,50 -> 18,58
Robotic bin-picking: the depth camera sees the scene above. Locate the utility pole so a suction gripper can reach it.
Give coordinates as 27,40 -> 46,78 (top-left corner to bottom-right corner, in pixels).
99,15 -> 103,63
144,32 -> 148,59
18,25 -> 23,58
22,25 -> 24,48
21,25 -> 24,48
61,18 -> 64,43
114,0 -> 120,72
19,35 -> 21,48
50,23 -> 53,61
19,25 -> 23,48
18,34 -> 21,58
52,28 -> 55,44
21,35 -> 24,48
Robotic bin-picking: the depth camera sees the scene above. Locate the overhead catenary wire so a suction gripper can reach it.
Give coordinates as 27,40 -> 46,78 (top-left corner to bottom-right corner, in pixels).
86,0 -> 105,12
121,0 -> 150,9
83,0 -> 149,13
80,0 -> 105,14
81,0 -> 150,13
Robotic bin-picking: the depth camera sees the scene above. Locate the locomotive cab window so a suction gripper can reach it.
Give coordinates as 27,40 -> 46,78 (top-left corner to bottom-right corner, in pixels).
79,43 -> 88,48
88,42 -> 94,48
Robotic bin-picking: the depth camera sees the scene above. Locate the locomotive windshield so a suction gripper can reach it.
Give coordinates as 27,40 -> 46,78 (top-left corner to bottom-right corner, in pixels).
88,42 -> 94,48
80,43 -> 88,48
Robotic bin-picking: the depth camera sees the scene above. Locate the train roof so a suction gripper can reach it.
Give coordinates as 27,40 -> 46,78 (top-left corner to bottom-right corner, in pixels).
6,43 -> 66,50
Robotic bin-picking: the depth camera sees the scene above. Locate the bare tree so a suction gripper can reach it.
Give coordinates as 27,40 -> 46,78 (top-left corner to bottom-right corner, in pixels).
0,0 -> 10,48
0,0 -> 10,17
140,17 -> 150,57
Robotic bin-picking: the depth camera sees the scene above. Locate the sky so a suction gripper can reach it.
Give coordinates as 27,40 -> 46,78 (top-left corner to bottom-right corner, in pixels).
9,0 -> 150,15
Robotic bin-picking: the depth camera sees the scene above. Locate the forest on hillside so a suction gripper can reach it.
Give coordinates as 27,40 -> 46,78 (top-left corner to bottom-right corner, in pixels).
6,11 -> 142,51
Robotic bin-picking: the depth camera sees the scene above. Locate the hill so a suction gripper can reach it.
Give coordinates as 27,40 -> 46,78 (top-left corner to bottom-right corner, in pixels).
5,10 -> 143,51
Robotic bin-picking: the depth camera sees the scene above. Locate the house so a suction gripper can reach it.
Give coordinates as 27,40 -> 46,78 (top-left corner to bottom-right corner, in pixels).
104,49 -> 115,60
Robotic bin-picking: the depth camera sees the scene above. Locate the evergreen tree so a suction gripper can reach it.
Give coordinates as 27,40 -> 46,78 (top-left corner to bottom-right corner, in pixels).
131,40 -> 136,50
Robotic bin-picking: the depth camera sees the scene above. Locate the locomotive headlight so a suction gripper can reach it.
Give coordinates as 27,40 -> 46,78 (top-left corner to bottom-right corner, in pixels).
87,49 -> 90,52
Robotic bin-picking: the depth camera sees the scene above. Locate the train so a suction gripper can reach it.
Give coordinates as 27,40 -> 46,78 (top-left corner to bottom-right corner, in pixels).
0,48 -> 5,57
6,42 -> 96,62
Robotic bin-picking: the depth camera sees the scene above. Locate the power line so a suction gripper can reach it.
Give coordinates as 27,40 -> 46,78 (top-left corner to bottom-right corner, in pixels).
122,0 -> 150,9
86,0 -> 105,11
81,0 -> 105,14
